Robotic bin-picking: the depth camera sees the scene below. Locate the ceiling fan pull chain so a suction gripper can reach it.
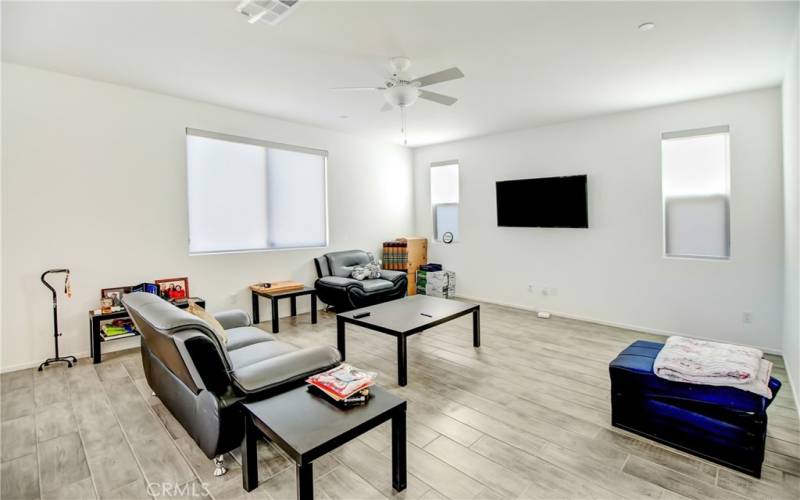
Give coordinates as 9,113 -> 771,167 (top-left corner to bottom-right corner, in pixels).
401,106 -> 408,145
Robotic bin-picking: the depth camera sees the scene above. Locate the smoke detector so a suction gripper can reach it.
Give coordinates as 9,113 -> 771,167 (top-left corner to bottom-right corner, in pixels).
235,0 -> 300,25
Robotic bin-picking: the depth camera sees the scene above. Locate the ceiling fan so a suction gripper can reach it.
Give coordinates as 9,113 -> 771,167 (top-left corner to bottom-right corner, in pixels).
331,57 -> 464,144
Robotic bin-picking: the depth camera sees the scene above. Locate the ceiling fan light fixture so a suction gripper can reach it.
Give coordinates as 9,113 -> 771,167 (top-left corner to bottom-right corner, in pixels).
330,58 -> 464,146
384,85 -> 419,107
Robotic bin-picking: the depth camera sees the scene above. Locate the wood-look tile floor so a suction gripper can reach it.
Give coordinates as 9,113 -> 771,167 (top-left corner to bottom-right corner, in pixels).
2,302 -> 799,499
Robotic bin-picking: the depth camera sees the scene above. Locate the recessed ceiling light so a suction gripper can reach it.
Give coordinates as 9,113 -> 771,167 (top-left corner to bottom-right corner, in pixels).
638,22 -> 656,32
339,115 -> 349,119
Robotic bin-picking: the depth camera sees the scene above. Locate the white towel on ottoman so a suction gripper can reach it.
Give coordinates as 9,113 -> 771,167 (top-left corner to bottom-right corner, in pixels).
653,336 -> 773,399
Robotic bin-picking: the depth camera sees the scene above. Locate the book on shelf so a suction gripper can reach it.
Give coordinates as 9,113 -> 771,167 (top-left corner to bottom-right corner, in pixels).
306,363 -> 376,403
99,328 -> 137,340
100,320 -> 137,340
382,240 -> 409,271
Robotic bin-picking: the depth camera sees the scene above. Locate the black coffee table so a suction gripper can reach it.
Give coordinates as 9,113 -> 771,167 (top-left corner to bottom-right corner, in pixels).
241,385 -> 406,499
337,295 -> 480,386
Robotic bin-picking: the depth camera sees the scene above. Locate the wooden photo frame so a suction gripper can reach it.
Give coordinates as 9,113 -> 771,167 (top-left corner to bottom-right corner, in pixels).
100,286 -> 131,306
155,277 -> 189,302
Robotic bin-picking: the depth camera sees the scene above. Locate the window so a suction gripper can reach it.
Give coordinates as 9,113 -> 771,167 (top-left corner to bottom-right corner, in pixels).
661,126 -> 730,259
186,128 -> 327,254
430,161 -> 459,241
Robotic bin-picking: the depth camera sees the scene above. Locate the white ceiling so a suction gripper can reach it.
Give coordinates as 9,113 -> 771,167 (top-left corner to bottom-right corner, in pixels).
3,1 -> 798,147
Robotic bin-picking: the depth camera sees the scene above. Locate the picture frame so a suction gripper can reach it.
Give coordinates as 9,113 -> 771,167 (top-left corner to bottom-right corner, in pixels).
155,277 -> 189,302
131,282 -> 159,295
100,286 -> 131,307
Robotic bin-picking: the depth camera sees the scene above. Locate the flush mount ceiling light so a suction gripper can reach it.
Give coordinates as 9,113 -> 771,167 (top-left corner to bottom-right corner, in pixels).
235,0 -> 300,25
638,22 -> 656,32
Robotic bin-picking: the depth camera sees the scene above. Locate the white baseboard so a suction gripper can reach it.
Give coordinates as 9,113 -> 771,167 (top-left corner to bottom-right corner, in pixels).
1,337 -> 140,374
455,294 -> 784,356
0,308 -> 322,374
1,352 -> 92,373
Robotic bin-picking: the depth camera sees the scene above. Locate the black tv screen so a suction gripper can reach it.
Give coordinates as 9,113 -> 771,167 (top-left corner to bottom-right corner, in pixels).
496,175 -> 588,228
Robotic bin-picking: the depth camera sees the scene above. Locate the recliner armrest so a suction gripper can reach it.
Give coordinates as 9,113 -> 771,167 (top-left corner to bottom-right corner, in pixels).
377,269 -> 406,284
232,346 -> 341,394
316,276 -> 364,290
214,310 -> 252,330
173,329 -> 231,395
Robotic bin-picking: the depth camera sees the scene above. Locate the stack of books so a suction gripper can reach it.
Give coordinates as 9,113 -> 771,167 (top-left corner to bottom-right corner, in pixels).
100,319 -> 137,340
382,241 -> 408,270
306,364 -> 376,407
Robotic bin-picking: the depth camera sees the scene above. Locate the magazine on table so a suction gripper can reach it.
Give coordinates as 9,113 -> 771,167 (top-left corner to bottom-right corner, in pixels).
306,363 -> 377,401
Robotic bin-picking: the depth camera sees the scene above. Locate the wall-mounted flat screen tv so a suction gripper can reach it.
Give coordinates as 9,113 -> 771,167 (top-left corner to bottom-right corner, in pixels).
496,175 -> 588,228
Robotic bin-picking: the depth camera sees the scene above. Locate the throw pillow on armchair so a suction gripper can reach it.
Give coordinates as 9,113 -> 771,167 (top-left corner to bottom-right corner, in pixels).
351,262 -> 381,280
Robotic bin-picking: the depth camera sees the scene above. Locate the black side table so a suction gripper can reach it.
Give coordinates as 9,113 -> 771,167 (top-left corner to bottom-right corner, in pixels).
88,297 -> 205,364
241,385 -> 406,499
251,287 -> 317,333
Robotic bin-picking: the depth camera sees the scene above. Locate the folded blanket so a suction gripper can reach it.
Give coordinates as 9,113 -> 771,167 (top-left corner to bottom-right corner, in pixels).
653,336 -> 773,399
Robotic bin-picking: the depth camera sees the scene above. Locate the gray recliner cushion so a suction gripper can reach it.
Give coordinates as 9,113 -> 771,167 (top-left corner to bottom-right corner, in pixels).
228,340 -> 297,369
232,345 -> 341,392
213,310 -> 252,330
317,276 -> 363,288
225,327 -> 276,351
376,269 -> 406,284
326,250 -> 373,278
359,279 -> 393,292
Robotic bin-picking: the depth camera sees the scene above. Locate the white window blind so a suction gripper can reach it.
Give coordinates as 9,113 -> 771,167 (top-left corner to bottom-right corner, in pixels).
431,161 -> 459,241
661,126 -> 730,259
186,129 -> 328,254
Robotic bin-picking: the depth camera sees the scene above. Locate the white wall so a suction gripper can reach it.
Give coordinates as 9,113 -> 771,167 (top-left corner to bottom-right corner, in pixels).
782,16 -> 800,404
1,63 -> 414,372
414,88 -> 785,352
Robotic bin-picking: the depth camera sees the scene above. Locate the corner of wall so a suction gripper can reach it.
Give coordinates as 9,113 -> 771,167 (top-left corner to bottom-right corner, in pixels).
781,12 -> 800,413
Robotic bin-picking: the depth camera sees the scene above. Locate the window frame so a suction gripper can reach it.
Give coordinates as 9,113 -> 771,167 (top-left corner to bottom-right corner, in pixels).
185,128 -> 329,256
430,160 -> 460,243
660,125 -> 731,261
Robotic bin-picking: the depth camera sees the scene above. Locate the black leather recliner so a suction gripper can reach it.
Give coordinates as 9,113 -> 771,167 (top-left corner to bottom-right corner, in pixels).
314,250 -> 407,311
122,292 -> 341,474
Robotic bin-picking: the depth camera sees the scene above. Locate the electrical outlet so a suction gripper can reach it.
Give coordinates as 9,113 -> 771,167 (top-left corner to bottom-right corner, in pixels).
228,294 -> 237,305
528,284 -> 535,293
548,287 -> 558,296
743,312 -> 753,324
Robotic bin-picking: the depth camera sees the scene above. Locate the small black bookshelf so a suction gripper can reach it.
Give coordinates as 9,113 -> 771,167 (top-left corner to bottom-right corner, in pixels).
88,297 -> 205,364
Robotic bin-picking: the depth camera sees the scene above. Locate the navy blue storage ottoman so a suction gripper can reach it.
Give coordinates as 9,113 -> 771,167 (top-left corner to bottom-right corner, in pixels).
609,340 -> 782,478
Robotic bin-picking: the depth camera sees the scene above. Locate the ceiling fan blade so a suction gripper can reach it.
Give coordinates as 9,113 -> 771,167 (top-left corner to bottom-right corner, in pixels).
380,102 -> 394,112
330,87 -> 385,91
412,67 -> 464,87
419,90 -> 458,106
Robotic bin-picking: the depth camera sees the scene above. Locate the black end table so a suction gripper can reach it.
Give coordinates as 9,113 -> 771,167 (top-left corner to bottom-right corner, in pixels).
88,297 -> 205,364
241,385 -> 406,499
337,295 -> 480,386
251,286 -> 317,333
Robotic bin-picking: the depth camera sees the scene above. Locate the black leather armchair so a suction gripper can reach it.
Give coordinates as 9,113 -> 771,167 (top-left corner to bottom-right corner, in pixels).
122,292 -> 341,475
314,250 -> 407,311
